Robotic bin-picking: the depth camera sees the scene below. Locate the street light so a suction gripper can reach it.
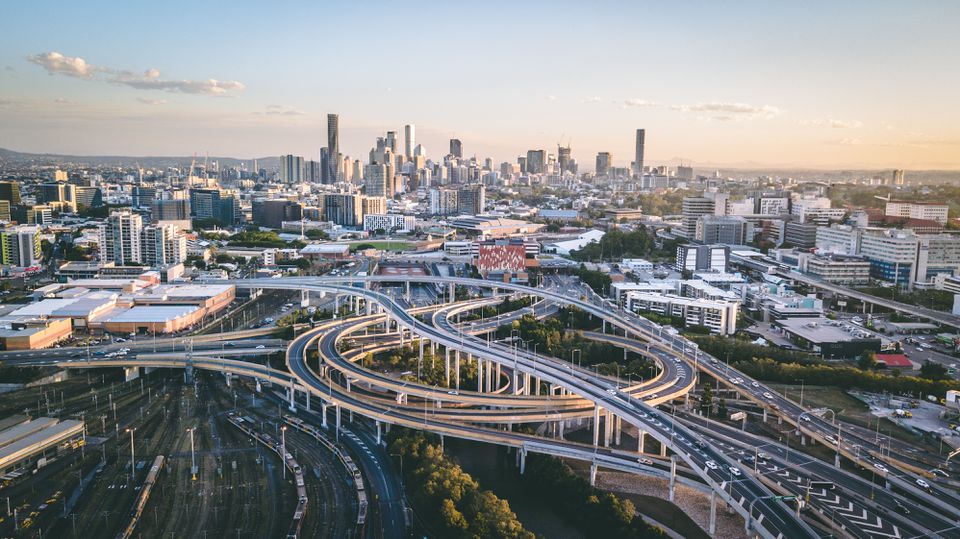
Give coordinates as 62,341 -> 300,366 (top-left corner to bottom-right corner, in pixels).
280,425 -> 287,479
126,428 -> 135,477
188,427 -> 197,480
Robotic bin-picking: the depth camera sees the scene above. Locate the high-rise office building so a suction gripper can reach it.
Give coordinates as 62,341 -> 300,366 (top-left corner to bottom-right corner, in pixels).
364,164 -> 389,198
892,169 -> 905,186
404,124 -> 415,159
634,128 -> 645,175
279,155 -> 304,184
450,139 -> 463,158
696,215 -> 749,245
595,152 -> 612,176
457,185 -> 486,215
252,199 -> 302,229
526,150 -> 546,174
305,160 -> 322,183
0,201 -> 10,222
152,199 -> 191,230
681,197 -> 716,239
385,131 -> 398,154
327,114 -> 340,181
131,186 -> 157,209
429,188 -> 459,216
0,226 -> 41,267
321,193 -> 363,227
99,210 -> 144,265
0,182 -> 21,206
40,183 -> 77,212
558,146 -> 572,174
75,186 -> 103,209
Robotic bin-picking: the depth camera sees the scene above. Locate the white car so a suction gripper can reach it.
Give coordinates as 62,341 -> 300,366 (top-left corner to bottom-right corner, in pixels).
705,460 -> 719,470
255,345 -> 266,349
751,381 -> 760,388
873,462 -> 889,473
638,458 -> 654,466
762,392 -> 774,400
728,466 -> 741,477
915,478 -> 931,489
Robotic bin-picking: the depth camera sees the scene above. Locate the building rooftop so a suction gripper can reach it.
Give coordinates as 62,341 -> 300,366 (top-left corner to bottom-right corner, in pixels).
778,317 -> 882,344
101,305 -> 199,323
0,419 -> 84,470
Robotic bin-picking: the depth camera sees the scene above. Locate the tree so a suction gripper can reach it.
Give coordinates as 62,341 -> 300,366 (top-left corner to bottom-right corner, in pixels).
700,385 -> 714,416
920,361 -> 949,381
857,350 -> 877,371
717,398 -> 728,419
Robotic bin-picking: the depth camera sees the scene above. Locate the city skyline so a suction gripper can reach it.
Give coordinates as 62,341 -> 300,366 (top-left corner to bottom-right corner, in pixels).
1,1 -> 959,170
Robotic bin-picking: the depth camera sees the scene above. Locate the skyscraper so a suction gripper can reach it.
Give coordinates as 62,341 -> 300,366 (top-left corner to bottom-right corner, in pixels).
449,139 -> 463,158
385,131 -> 398,154
0,182 -> 21,205
99,210 -> 143,265
0,226 -> 41,267
892,169 -> 905,186
404,124 -> 415,159
364,163 -> 389,198
596,152 -> 612,176
279,155 -> 304,184
558,145 -> 572,174
634,128 -> 645,175
525,150 -> 546,174
327,114 -> 340,180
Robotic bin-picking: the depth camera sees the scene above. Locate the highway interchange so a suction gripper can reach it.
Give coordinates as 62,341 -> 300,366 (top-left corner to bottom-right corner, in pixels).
6,274 -> 960,538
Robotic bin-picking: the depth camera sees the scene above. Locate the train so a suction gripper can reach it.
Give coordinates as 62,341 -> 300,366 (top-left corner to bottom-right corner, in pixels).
116,455 -> 165,539
282,415 -> 368,525
227,413 -> 308,538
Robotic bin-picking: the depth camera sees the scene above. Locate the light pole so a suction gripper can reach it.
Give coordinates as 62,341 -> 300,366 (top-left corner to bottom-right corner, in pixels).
126,428 -> 135,476
281,426 -> 287,479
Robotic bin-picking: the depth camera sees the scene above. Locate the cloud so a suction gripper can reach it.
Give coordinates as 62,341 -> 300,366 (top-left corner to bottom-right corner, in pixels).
25,51 -> 245,97
581,96 -> 603,104
53,97 -> 74,104
545,95 -> 557,101
27,51 -> 101,78
801,118 -> 862,129
838,137 -> 863,145
0,97 -> 17,108
255,105 -> 306,116
623,98 -> 658,108
676,102 -> 781,119
137,98 -> 167,106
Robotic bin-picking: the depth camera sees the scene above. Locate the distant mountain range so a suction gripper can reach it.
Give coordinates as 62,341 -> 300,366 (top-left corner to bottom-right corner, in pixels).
0,147 -> 279,170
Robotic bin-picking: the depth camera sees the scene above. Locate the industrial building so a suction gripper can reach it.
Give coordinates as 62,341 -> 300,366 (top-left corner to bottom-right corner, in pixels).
0,417 -> 85,477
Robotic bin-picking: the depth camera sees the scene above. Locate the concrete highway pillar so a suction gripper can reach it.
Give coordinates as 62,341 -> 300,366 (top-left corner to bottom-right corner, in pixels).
496,363 -> 502,388
520,448 -> 527,475
660,441 -> 667,457
455,352 -> 461,390
593,406 -> 601,447
335,405 -> 341,441
604,411 -> 612,447
224,372 -> 232,387
533,377 -> 540,396
513,371 -> 519,395
709,491 -> 717,535
419,339 -> 425,364
376,421 -> 381,444
320,404 -> 328,428
558,420 -> 564,439
638,430 -> 645,453
669,456 -> 677,502
487,362 -> 494,393
801,435 -> 807,446
763,409 -> 768,423
405,282 -> 411,302
778,414 -> 782,425
835,452 -> 841,468
399,324 -> 405,347
365,300 -> 372,316
346,379 -> 352,393
589,463 -> 598,486
448,283 -> 455,303
288,383 -> 297,412
305,391 -> 310,412
349,409 -> 353,423
477,358 -> 484,392
615,416 -> 622,446
445,349 -> 451,387
523,373 -> 531,395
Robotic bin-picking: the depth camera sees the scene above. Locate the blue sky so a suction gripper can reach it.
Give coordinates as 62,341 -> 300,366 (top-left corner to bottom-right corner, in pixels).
2,0 -> 959,169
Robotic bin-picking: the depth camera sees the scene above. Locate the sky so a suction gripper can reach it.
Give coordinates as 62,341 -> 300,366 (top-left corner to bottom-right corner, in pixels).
1,0 -> 959,170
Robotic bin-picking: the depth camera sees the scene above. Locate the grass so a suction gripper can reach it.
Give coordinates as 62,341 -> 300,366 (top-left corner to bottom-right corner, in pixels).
347,240 -> 413,252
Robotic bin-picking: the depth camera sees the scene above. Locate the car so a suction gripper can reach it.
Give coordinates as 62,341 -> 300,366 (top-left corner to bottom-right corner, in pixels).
930,468 -> 950,478
757,452 -> 769,459
762,392 -> 774,399
728,466 -> 741,476
638,458 -> 654,466
694,440 -> 707,448
895,500 -> 911,514
225,342 -> 236,347
825,436 -> 838,445
742,455 -> 755,464
751,381 -> 760,388
915,478 -> 931,489
447,390 -> 459,396
801,415 -> 812,422
873,462 -> 889,473
606,389 -> 617,395
705,460 -> 718,470
255,345 -> 266,349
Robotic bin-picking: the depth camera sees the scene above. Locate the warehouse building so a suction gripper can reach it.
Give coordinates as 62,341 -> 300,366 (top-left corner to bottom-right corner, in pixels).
0,417 -> 84,477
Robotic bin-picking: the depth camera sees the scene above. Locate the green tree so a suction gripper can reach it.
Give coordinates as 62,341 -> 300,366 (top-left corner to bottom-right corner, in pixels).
700,385 -> 714,416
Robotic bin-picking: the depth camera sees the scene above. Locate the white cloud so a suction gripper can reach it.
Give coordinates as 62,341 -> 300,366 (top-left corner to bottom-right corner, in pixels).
137,98 -> 167,106
838,137 -> 863,145
801,118 -> 862,129
581,96 -> 603,104
25,51 -> 245,97
677,101 -> 781,119
27,52 -> 100,78
545,95 -> 557,101
623,98 -> 658,108
53,97 -> 74,104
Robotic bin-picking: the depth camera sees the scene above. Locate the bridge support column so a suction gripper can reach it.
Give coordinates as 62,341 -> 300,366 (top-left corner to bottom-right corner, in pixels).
445,349 -> 451,387
124,366 -> 140,382
405,282 -> 411,303
419,338 -> 425,364
488,362 -> 494,393
376,421 -> 381,445
224,372 -> 231,387
477,357 -> 484,392
288,382 -> 297,412
800,435 -> 806,446
558,420 -> 564,439
602,320 -> 607,334
496,363 -> 501,388
615,416 -> 622,446
709,491 -> 717,535
513,370 -> 519,395
533,377 -> 540,396
660,441 -> 667,457
305,391 -> 310,412
448,283 -> 455,303
523,373 -> 531,395
763,409 -> 768,423
365,300 -> 372,316
321,404 -> 328,428
455,352 -> 461,390
519,448 -> 527,475
346,379 -> 352,393
669,456 -> 677,502
592,406 -> 601,447
604,411 -> 613,447
589,463 -> 597,486
335,405 -> 341,441
638,430 -> 645,453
